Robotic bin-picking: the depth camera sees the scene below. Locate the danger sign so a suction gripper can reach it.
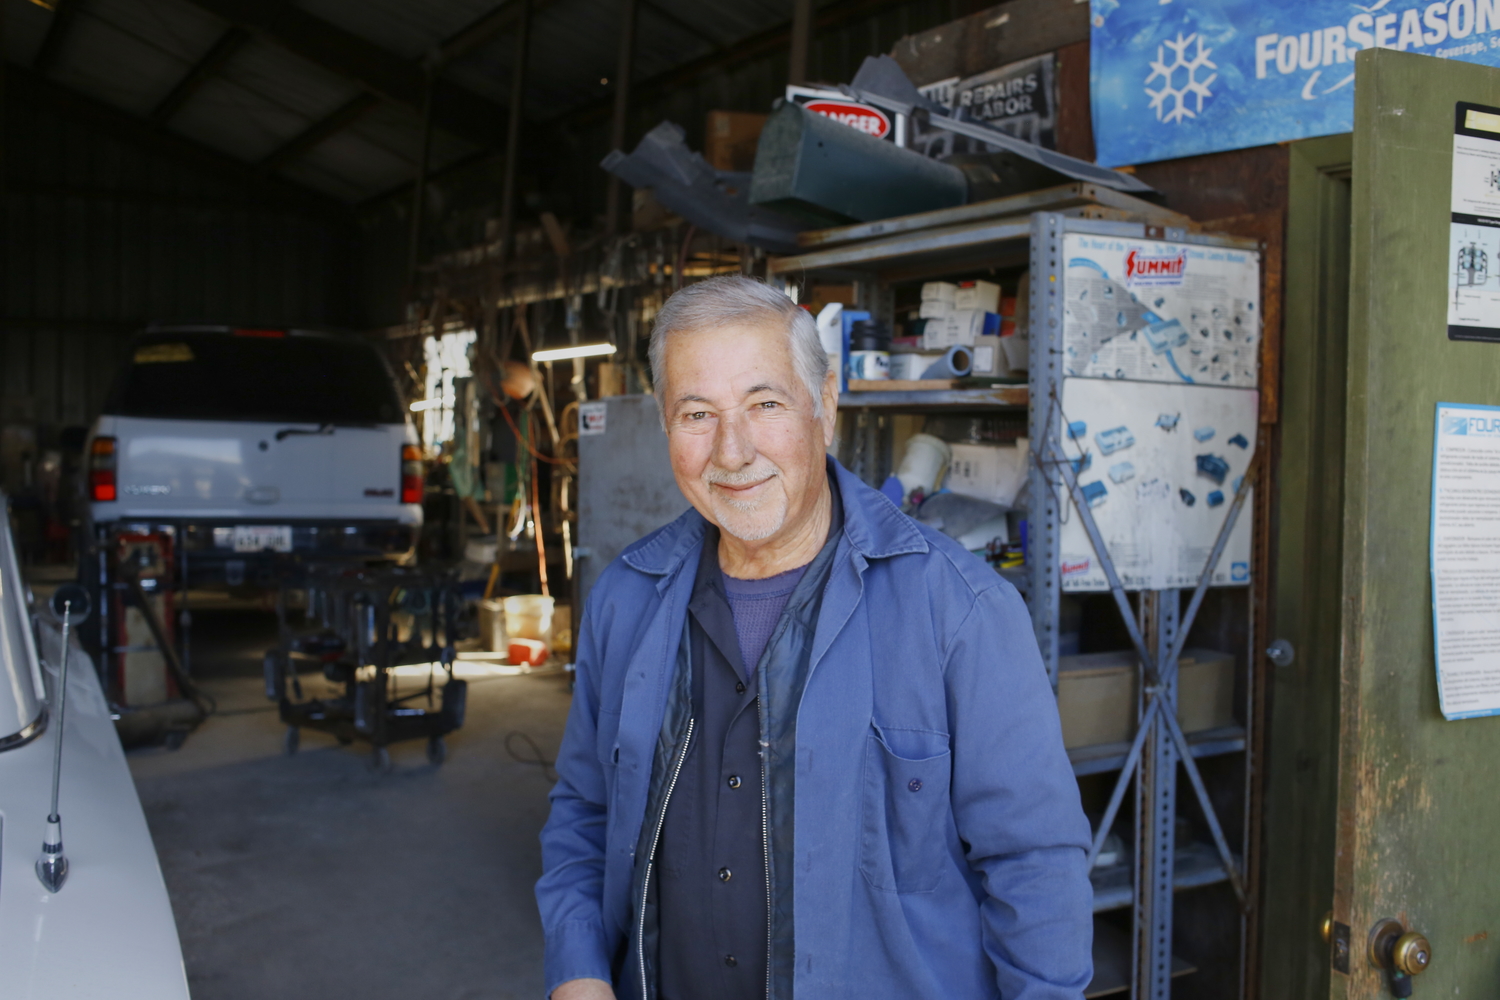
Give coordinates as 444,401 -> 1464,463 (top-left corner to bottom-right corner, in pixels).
801,99 -> 891,138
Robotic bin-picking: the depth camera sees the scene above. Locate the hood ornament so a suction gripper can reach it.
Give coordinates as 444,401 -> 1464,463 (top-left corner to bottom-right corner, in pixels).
37,583 -> 90,894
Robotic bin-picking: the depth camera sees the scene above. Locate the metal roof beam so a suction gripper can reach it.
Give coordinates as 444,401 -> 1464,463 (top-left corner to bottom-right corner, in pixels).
7,64 -> 351,221
562,0 -> 916,128
439,0 -> 530,64
33,0 -> 82,75
178,0 -> 507,149
150,27 -> 250,125
259,93 -> 380,173
638,0 -> 725,52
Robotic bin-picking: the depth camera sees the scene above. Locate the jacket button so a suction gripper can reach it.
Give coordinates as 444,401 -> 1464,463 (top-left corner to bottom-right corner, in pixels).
908,778 -> 923,792
727,775 -> 741,789
735,681 -> 746,694
724,955 -> 737,968
718,867 -> 732,882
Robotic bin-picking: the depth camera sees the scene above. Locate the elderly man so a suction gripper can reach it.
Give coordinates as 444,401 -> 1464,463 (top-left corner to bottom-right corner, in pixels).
536,275 -> 1092,1000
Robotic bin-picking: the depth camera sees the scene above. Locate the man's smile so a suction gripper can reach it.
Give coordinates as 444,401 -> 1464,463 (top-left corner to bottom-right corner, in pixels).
711,475 -> 776,496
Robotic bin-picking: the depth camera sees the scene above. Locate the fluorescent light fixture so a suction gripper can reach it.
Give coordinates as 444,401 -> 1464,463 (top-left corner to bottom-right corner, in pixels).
532,343 -> 616,363
409,394 -> 455,412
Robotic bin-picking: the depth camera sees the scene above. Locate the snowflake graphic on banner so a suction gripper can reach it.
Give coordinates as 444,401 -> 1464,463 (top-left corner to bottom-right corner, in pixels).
1144,33 -> 1217,124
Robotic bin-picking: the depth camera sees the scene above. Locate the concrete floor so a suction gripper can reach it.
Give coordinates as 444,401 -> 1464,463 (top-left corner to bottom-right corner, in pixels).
127,605 -> 572,1000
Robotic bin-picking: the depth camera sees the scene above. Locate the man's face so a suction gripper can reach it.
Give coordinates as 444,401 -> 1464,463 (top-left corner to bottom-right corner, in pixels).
662,320 -> 837,543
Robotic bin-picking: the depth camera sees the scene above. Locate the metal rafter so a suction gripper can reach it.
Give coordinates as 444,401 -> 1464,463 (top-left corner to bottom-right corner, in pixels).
559,0 -> 918,128
150,27 -> 250,124
258,93 -> 380,173
7,64 -> 348,220
177,0 -> 508,149
33,0 -> 81,75
638,0 -> 724,52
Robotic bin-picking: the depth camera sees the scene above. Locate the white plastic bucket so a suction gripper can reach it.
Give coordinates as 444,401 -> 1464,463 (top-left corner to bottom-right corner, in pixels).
896,433 -> 951,498
503,594 -> 555,646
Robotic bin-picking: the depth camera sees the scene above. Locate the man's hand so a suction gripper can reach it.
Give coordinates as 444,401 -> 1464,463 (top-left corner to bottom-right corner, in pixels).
552,978 -> 616,1000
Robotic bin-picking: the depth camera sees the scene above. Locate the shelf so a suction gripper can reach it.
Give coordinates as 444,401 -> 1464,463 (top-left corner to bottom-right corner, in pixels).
837,385 -> 1027,410
1089,842 -> 1238,913
793,181 -> 1192,250
1086,918 -> 1196,997
1069,724 -> 1246,776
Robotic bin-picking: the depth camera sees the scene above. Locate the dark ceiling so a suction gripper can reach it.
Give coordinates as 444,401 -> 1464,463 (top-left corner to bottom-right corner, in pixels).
3,0 -> 800,205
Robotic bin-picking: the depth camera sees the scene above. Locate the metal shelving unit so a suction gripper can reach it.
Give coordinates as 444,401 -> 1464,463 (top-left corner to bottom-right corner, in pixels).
773,194 -> 1263,999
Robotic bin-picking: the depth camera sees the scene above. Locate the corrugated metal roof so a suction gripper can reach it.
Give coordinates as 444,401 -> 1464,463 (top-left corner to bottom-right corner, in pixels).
298,0 -> 506,61
1,0 -> 865,205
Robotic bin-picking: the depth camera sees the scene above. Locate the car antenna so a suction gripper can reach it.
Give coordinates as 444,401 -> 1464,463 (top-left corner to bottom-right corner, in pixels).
37,583 -> 91,894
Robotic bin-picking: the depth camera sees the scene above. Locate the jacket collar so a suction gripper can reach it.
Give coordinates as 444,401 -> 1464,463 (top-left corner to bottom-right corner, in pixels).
621,456 -> 926,580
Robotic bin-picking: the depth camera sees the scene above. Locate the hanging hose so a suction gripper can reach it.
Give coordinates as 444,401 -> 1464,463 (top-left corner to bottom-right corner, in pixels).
125,576 -> 217,718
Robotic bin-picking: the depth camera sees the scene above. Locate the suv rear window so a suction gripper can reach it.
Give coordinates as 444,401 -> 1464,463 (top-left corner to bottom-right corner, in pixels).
105,332 -> 405,424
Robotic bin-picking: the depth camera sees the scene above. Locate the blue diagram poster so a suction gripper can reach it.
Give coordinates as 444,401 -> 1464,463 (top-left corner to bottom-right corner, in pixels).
1092,0 -> 1500,166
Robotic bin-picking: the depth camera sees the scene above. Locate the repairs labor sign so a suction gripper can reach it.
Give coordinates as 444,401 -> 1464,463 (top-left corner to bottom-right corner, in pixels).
1092,0 -> 1500,166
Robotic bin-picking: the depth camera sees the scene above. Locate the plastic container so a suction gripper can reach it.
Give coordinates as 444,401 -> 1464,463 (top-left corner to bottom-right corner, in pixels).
509,638 -> 548,666
848,319 -> 891,381
895,433 -> 952,499
503,594 -> 555,647
478,599 -> 508,652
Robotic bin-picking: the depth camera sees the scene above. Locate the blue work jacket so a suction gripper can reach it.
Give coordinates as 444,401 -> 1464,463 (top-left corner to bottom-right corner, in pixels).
537,459 -> 1093,999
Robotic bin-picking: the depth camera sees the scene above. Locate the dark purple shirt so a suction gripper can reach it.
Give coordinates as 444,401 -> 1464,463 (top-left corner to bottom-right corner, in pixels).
722,565 -> 809,675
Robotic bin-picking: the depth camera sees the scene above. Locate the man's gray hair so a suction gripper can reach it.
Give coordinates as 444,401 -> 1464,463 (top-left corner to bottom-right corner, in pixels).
649,275 -> 830,419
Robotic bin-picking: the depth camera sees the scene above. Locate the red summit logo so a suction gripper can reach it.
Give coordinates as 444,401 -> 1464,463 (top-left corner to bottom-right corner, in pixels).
803,99 -> 891,138
1124,248 -> 1188,286
1060,558 -> 1091,577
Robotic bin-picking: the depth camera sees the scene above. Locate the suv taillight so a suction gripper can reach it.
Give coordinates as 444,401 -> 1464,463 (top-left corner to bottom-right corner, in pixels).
401,445 -> 423,504
90,437 -> 117,502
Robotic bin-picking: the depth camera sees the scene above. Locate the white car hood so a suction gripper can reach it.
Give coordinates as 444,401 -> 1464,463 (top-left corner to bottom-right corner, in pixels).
0,620 -> 189,999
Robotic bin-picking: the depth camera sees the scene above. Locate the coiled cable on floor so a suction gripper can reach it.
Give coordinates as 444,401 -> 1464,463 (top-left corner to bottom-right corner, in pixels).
505,731 -> 557,782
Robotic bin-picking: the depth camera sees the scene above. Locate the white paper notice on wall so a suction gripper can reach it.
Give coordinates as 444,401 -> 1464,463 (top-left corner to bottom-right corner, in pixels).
1057,378 -> 1258,592
579,401 -> 607,436
1430,403 -> 1500,720
1447,102 -> 1500,342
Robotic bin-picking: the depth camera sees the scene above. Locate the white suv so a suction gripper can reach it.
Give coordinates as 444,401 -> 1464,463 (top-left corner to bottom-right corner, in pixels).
84,326 -> 423,590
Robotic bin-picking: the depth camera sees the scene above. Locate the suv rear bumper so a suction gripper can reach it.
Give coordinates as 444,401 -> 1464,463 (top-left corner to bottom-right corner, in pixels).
93,518 -> 418,587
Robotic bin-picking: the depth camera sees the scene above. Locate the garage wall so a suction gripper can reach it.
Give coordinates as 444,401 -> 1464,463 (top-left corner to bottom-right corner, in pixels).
0,75 -> 362,492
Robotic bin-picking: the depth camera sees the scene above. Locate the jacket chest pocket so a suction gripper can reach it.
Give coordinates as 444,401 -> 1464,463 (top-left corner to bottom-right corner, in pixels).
859,726 -> 952,894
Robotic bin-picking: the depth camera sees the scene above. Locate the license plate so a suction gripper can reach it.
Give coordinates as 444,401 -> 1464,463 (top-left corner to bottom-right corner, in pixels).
231,525 -> 292,553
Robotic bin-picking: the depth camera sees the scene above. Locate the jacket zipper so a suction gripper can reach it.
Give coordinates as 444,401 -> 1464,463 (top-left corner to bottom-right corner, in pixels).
639,717 -> 695,1000
762,741 -> 772,1000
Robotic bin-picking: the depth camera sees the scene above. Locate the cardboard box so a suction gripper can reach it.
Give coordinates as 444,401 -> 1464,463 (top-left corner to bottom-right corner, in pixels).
889,352 -> 934,380
918,299 -> 953,320
1057,648 -> 1237,749
943,309 -> 1000,346
704,111 -> 767,172
921,281 -> 958,303
944,440 -> 1029,506
1057,651 -> 1137,748
632,188 -> 678,232
954,280 -> 1001,312
1001,331 -> 1030,372
969,335 -> 1008,378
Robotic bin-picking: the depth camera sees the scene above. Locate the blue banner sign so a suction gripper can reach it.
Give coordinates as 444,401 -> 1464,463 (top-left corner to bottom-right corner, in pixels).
1092,0 -> 1500,166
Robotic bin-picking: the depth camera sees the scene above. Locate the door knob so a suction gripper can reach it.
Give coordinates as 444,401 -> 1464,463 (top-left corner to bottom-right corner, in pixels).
1320,910 -> 1333,944
1369,918 -> 1432,997
1392,932 -> 1432,976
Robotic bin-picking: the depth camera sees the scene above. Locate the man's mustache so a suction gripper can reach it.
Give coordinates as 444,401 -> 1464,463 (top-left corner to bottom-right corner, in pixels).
702,463 -> 780,488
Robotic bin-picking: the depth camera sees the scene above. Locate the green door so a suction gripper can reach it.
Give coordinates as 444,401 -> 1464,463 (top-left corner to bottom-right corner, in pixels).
1314,46 -> 1500,998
